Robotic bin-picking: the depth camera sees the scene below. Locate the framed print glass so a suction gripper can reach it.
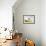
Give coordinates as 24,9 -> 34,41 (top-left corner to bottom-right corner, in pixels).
23,15 -> 35,24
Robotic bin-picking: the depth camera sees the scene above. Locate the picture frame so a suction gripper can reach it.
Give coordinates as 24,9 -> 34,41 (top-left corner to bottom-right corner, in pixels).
23,15 -> 35,24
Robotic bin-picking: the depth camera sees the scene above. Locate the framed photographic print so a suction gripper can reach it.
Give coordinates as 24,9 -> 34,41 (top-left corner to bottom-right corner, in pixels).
23,15 -> 35,24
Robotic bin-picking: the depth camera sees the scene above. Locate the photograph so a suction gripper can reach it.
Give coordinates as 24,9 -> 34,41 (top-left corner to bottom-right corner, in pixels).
23,15 -> 35,24
0,0 -> 46,46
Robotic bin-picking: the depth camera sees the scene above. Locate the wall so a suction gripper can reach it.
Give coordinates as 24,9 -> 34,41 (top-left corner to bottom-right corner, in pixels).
13,0 -> 41,46
0,0 -> 16,30
41,0 -> 46,46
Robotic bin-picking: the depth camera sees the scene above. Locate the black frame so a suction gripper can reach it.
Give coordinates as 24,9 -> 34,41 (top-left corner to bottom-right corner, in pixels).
23,15 -> 35,24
